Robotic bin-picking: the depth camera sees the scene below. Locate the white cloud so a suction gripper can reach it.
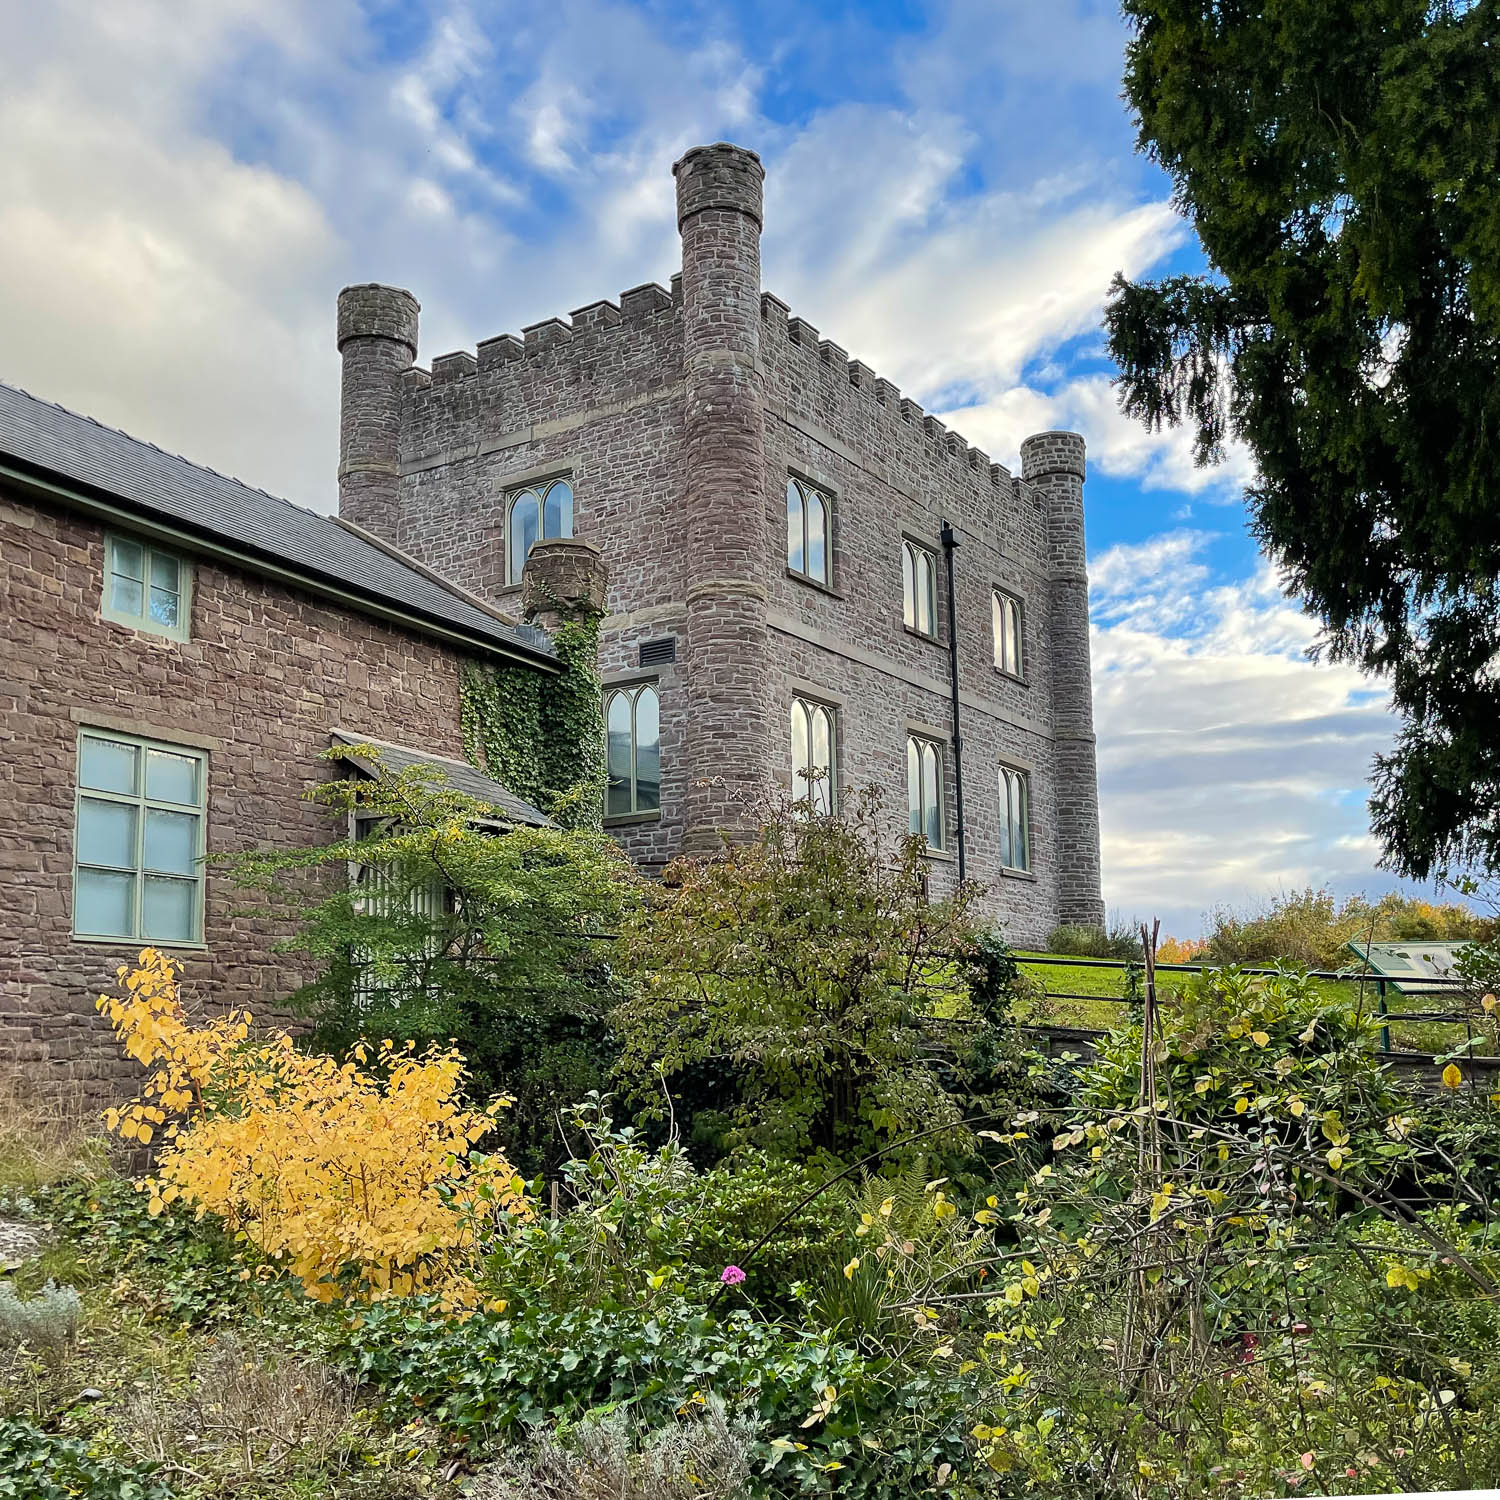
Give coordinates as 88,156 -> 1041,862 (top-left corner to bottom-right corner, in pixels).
1088,534 -> 1427,936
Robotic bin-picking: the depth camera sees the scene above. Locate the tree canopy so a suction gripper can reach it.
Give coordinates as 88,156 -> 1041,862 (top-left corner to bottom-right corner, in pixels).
1105,0 -> 1500,879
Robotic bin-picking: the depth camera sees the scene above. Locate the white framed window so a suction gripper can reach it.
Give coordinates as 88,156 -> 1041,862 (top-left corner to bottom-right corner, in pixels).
348,812 -> 449,1010
506,477 -> 574,584
993,589 -> 1024,678
73,730 -> 206,943
902,540 -> 937,637
786,477 -> 831,586
999,765 -> 1030,872
790,695 -> 836,814
906,735 -> 945,850
102,534 -> 190,642
604,682 -> 661,818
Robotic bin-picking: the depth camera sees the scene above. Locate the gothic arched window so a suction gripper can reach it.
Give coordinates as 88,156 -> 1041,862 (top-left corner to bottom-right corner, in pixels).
507,477 -> 574,584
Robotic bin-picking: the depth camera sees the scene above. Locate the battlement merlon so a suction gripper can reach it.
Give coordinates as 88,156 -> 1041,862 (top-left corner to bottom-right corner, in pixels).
337,284 -> 419,539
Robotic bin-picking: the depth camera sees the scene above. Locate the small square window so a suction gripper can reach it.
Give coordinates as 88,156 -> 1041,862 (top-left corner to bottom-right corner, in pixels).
103,534 -> 191,641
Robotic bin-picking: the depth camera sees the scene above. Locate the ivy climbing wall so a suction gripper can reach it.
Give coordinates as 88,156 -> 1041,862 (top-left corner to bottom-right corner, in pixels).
460,616 -> 606,831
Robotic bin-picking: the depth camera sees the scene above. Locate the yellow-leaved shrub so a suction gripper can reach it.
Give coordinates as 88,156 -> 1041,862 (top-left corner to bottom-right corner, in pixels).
97,949 -> 528,1304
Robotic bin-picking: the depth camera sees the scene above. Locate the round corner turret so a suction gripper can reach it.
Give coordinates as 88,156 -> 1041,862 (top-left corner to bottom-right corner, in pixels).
1021,430 -> 1086,483
672,143 -> 765,228
337,284 -> 420,355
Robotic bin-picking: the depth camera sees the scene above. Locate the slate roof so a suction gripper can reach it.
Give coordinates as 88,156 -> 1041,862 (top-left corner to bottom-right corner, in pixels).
329,730 -> 550,828
0,380 -> 553,667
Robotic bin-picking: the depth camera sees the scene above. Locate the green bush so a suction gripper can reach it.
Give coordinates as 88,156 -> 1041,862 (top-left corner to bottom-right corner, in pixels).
1044,922 -> 1142,961
0,1419 -> 172,1500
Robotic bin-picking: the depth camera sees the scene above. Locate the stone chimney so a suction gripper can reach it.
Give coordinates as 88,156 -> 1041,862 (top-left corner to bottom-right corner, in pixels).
520,536 -> 609,634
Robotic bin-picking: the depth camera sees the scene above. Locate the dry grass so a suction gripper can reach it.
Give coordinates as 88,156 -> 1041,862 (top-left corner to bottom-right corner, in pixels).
0,1063 -> 110,1196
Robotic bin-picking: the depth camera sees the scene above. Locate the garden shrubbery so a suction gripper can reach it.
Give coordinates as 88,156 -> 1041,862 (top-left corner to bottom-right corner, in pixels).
5,797 -> 1500,1496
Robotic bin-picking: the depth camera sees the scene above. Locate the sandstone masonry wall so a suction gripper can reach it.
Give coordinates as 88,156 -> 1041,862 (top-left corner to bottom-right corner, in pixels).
0,489 -> 475,1098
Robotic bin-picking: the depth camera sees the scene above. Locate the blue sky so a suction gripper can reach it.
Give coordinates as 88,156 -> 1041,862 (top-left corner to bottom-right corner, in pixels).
0,0 -> 1434,935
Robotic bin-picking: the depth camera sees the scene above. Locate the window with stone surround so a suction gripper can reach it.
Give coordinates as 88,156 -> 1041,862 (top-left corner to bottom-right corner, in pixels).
902,540 -> 937,637
998,765 -> 1031,872
102,534 -> 190,642
506,477 -> 574,584
790,695 -> 836,814
992,589 -> 1025,679
73,730 -> 206,944
786,477 -> 831,586
906,734 -> 945,850
604,682 -> 661,819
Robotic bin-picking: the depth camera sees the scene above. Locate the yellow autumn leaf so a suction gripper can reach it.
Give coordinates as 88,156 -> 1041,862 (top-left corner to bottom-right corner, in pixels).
1442,1063 -> 1463,1089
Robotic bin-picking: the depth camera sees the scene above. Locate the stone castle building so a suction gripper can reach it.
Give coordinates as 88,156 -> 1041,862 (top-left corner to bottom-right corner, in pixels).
338,143 -> 1104,938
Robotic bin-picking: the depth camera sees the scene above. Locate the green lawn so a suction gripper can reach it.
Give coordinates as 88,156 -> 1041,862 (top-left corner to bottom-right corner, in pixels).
1016,952 -> 1486,1057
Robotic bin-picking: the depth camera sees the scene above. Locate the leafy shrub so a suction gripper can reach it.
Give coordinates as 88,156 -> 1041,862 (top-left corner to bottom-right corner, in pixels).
97,949 -> 528,1304
0,1282 -> 79,1360
0,1418 -> 172,1500
614,789 -> 990,1166
224,749 -> 633,1173
1045,922 -> 1142,961
1204,885 -> 1493,971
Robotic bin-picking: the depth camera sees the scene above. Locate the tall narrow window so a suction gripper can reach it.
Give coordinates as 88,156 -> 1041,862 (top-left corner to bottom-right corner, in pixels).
903,540 -> 937,636
998,766 -> 1030,872
604,683 -> 661,818
786,477 -> 831,586
906,735 -> 945,850
790,695 -> 836,814
507,477 -> 574,583
993,589 -> 1024,678
73,730 -> 206,942
349,812 -> 449,1010
102,534 -> 190,641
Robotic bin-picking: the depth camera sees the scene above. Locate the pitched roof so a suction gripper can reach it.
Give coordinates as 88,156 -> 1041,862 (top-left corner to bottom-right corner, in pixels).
0,380 -> 553,668
330,730 -> 550,828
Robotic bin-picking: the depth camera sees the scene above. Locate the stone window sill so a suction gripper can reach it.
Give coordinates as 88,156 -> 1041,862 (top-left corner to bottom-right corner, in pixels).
604,810 -> 662,828
921,845 -> 957,864
997,866 -> 1036,883
786,568 -> 844,601
993,667 -> 1028,688
71,935 -> 209,953
904,624 -> 944,647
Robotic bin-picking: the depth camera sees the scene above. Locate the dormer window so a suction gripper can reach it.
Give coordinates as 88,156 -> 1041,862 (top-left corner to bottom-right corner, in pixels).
507,477 -> 574,584
103,534 -> 190,642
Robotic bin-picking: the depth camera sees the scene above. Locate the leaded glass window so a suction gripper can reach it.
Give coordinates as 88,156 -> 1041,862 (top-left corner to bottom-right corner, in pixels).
999,766 -> 1030,872
786,477 -> 831,586
903,540 -> 937,636
73,730 -> 205,942
907,735 -> 944,850
507,477 -> 574,584
790,696 -> 835,814
993,590 -> 1024,678
604,683 -> 661,818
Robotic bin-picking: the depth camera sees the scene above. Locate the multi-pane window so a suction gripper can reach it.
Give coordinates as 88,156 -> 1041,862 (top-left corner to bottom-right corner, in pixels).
993,589 -> 1024,678
604,683 -> 661,818
790,695 -> 836,814
998,766 -> 1030,872
786,477 -> 830,586
349,813 -> 448,1009
73,730 -> 205,943
902,541 -> 937,637
507,477 -> 574,584
103,535 -> 189,641
906,735 -> 944,850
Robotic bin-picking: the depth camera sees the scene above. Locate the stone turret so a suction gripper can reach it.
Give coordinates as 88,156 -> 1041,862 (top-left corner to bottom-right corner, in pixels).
1022,431 -> 1105,927
337,284 -> 419,541
673,143 -> 773,850
521,536 -> 609,634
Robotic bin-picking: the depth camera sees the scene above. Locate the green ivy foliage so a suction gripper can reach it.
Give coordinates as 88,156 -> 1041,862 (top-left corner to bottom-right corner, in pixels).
461,613 -> 606,832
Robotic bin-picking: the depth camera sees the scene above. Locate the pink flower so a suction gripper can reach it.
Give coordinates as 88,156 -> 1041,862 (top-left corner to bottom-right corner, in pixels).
1300,1453 -> 1316,1471
720,1265 -> 746,1285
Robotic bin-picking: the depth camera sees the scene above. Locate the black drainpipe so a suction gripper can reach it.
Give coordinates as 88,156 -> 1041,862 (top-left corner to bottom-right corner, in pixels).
939,521 -> 967,881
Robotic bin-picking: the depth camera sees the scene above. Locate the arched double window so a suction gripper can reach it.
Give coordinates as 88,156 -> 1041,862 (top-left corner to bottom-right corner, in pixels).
786,477 -> 830,586
790,695 -> 835,814
999,765 -> 1030,871
993,589 -> 1024,678
906,735 -> 944,850
604,683 -> 660,818
902,540 -> 937,636
507,477 -> 574,584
